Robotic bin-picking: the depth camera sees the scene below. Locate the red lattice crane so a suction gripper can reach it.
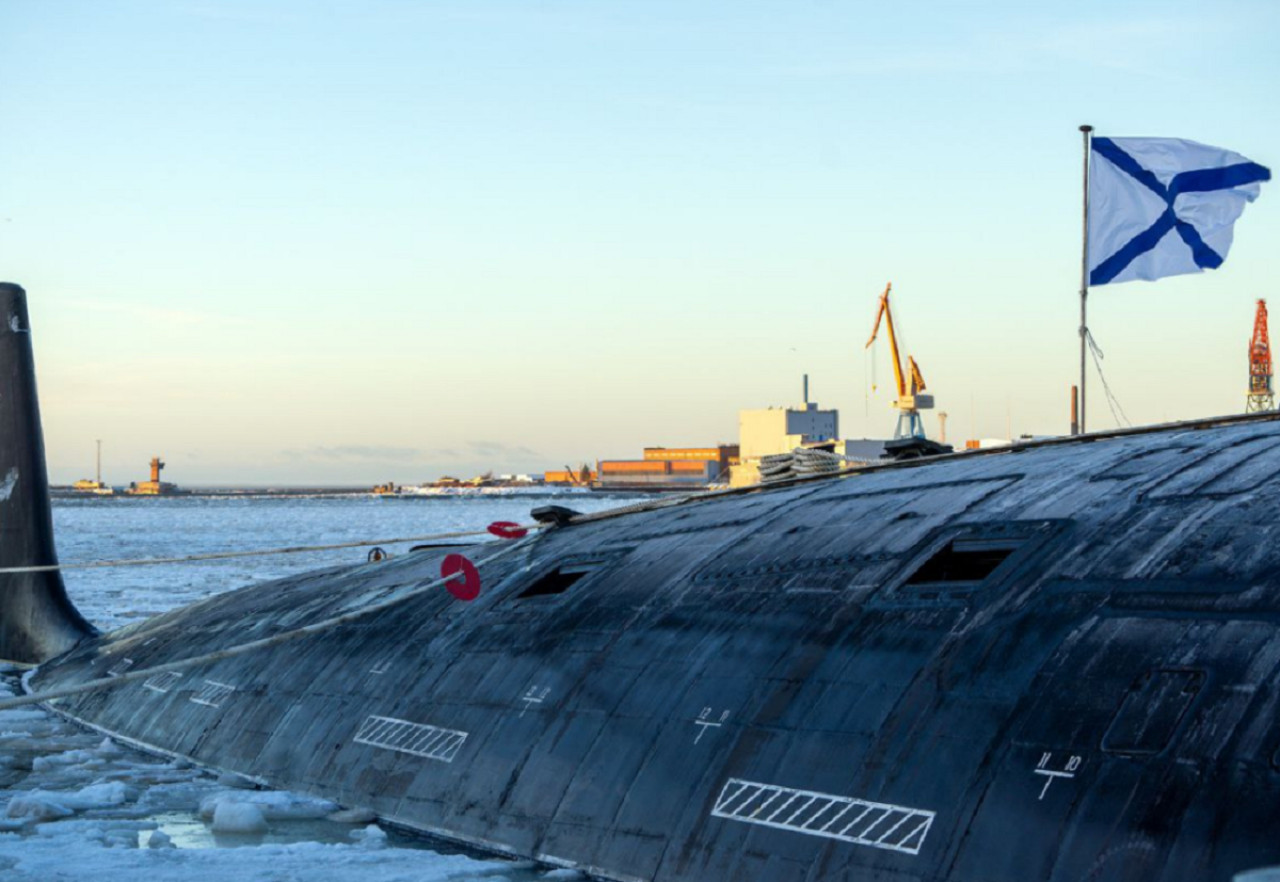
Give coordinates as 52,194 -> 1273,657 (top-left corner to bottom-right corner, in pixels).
1247,299 -> 1274,413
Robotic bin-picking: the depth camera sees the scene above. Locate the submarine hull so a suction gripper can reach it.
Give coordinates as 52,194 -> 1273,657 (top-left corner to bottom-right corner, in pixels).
4,280 -> 1279,881
28,415 -> 1280,882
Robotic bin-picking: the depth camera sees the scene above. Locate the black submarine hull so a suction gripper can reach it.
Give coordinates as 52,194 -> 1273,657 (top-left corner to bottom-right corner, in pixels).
6,283 -> 1280,880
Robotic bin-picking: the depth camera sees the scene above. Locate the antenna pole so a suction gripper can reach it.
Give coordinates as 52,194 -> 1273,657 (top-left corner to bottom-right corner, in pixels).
95,439 -> 102,485
1079,124 -> 1093,435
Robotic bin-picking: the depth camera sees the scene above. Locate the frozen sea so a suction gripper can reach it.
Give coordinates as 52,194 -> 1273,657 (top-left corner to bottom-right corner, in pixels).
0,491 -> 645,881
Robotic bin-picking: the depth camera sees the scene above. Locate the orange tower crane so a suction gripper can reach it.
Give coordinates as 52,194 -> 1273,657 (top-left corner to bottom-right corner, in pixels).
1247,299 -> 1275,413
865,282 -> 934,439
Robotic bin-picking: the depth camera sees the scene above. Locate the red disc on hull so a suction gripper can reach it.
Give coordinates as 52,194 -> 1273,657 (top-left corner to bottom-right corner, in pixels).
441,554 -> 481,601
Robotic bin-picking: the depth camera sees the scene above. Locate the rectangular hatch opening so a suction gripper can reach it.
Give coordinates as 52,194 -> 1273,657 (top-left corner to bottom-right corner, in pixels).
905,540 -> 1018,585
516,563 -> 596,599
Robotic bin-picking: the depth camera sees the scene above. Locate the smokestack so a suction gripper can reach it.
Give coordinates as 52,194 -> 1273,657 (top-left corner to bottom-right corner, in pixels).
803,373 -> 809,406
1070,385 -> 1080,436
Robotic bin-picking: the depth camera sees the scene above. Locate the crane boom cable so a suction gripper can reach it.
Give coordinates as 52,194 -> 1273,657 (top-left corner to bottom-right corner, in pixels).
865,283 -> 907,399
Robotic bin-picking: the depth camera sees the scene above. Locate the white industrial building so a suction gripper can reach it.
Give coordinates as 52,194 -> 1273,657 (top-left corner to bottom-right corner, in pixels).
731,387 -> 840,487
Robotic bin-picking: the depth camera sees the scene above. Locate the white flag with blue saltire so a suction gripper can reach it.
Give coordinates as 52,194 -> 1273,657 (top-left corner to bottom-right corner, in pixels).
1088,136 -> 1270,286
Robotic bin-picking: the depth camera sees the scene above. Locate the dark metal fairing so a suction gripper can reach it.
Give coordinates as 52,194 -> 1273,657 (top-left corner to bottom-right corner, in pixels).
0,283 -> 96,663
27,412 -> 1280,881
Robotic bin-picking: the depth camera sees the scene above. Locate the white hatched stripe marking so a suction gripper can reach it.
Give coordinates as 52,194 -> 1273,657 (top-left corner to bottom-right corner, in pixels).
715,780 -> 751,813
858,808 -> 895,839
815,800 -> 855,832
876,811 -> 915,845
783,795 -> 818,825
751,787 -> 785,818
765,792 -> 801,822
353,714 -> 468,763
897,817 -> 933,851
190,680 -> 235,708
837,804 -> 876,836
142,671 -> 182,693
710,778 -> 935,856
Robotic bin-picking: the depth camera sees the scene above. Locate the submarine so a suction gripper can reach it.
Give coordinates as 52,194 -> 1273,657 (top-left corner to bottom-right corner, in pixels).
5,281 -> 1280,881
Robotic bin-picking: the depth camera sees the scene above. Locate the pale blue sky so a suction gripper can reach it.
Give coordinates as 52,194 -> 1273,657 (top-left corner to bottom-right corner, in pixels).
2,0 -> 1277,484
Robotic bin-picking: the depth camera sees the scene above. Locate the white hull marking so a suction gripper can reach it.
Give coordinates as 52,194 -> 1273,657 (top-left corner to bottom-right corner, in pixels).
353,714 -> 468,763
711,777 -> 935,856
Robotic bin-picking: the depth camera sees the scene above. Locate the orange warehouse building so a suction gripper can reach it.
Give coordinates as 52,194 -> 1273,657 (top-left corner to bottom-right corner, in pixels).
543,468 -> 596,485
597,445 -> 737,491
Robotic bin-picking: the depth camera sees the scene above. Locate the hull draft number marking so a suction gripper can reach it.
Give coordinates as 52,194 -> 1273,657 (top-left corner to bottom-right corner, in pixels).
190,680 -> 236,708
711,778 -> 935,856
519,685 -> 550,718
693,707 -> 731,744
353,715 -> 468,763
1033,752 -> 1083,800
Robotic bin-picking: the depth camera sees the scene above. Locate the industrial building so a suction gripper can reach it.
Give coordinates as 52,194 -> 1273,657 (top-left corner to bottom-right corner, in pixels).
738,404 -> 838,460
596,445 -> 738,491
543,467 -> 595,486
643,446 -> 738,471
731,380 -> 840,487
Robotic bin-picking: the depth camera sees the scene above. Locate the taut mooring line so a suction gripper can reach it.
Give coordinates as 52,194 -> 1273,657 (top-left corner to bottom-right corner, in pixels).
0,522 -> 547,575
1,534 -> 535,712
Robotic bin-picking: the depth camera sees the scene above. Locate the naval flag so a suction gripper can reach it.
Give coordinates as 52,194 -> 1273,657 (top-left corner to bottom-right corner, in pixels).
1088,137 -> 1270,286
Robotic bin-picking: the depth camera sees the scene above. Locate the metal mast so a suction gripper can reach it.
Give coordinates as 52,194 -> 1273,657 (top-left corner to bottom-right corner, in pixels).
1247,299 -> 1275,413
1078,124 -> 1093,434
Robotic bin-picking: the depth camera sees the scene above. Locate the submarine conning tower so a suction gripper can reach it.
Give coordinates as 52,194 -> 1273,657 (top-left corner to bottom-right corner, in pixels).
0,283 -> 96,663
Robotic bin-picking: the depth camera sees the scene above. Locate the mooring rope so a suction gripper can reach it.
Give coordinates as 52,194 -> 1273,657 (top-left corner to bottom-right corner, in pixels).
0,523 -> 547,575
0,531 -> 538,712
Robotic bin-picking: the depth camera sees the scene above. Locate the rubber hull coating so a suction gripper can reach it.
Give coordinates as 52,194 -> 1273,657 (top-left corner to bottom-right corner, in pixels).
16,278 -> 1280,881
0,283 -> 95,662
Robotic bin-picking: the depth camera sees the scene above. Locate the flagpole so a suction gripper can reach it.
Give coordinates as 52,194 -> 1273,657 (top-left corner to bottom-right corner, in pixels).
1079,124 -> 1093,435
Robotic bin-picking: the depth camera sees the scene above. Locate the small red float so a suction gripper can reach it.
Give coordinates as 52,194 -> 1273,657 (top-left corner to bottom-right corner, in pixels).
487,521 -> 529,540
440,554 -> 481,601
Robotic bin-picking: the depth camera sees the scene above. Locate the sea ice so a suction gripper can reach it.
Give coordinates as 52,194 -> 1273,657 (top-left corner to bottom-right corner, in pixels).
211,802 -> 268,834
328,807 -> 377,824
147,829 -> 174,849
349,823 -> 387,848
39,780 -> 133,809
4,795 -> 72,822
0,824 -> 535,882
198,789 -> 340,821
